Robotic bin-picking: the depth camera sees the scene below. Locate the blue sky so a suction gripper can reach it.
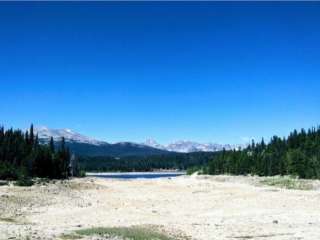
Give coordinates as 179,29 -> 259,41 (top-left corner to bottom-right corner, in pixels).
0,2 -> 319,144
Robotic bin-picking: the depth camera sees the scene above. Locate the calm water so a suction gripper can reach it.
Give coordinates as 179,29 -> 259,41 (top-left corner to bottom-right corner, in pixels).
87,172 -> 186,179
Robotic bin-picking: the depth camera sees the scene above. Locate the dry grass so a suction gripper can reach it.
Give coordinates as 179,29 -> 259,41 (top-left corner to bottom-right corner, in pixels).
74,226 -> 175,240
60,226 -> 176,240
260,176 -> 314,190
0,217 -> 17,223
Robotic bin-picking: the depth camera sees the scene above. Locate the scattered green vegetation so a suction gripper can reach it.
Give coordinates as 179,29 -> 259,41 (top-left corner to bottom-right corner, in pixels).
34,177 -> 50,185
186,166 -> 198,175
75,226 -> 174,240
0,217 -> 17,223
59,233 -> 81,240
78,170 -> 86,178
260,176 -> 313,190
186,166 -> 208,175
14,175 -> 34,187
14,167 -> 33,186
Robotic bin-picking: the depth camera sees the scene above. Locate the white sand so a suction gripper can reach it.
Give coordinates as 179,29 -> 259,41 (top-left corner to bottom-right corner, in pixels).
1,175 -> 320,240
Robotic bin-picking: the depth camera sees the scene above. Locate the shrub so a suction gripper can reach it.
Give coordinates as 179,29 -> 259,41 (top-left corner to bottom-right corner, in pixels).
75,226 -> 174,240
186,167 -> 199,175
78,170 -> 86,178
14,168 -> 33,187
15,177 -> 33,187
0,162 -> 18,180
260,176 -> 313,190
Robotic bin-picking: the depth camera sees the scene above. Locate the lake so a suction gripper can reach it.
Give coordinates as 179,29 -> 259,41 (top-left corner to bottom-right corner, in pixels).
86,172 -> 186,179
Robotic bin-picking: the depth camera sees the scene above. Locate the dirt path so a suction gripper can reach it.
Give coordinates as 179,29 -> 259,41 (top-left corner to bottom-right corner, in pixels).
1,175 -> 320,240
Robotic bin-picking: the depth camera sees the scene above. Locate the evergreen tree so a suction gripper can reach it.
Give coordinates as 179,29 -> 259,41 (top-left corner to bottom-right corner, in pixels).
0,124 -> 71,180
49,137 -> 55,153
29,124 -> 34,146
203,126 -> 320,179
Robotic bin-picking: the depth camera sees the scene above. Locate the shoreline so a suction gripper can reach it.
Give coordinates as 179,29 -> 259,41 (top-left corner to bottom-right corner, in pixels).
1,175 -> 320,240
86,171 -> 186,176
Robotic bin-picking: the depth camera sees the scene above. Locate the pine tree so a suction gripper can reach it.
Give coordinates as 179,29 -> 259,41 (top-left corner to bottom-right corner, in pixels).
49,137 -> 55,153
29,124 -> 34,146
287,149 -> 306,178
0,125 -> 71,180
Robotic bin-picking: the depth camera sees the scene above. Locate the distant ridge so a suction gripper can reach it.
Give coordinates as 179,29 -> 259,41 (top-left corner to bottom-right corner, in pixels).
33,126 -> 245,156
34,126 -> 170,157
34,126 -> 104,146
143,139 -> 245,153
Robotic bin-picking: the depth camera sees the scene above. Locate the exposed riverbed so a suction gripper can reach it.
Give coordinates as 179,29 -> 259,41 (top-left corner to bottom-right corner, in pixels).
1,175 -> 320,240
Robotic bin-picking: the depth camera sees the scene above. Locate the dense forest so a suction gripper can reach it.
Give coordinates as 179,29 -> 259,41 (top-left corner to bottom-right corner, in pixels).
80,126 -> 320,180
79,152 -> 214,172
2,124 -> 320,181
0,125 -> 72,183
204,127 -> 320,179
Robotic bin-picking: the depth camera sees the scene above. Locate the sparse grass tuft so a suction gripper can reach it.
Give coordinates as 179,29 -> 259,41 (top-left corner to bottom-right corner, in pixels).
34,178 -> 50,185
78,170 -> 86,178
59,233 -> 82,240
0,217 -> 17,223
14,174 -> 33,187
260,176 -> 313,190
186,167 -> 198,175
75,226 -> 174,240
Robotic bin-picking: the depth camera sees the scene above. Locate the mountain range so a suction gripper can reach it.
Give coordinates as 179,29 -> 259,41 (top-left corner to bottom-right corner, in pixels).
34,127 -> 168,157
34,126 -> 244,157
143,139 -> 243,153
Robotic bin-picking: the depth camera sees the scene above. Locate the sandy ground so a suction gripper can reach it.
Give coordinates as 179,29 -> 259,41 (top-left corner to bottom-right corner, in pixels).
1,175 -> 320,240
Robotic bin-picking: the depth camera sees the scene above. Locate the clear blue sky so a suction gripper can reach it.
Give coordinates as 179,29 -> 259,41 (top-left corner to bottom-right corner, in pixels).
1,2 -> 319,144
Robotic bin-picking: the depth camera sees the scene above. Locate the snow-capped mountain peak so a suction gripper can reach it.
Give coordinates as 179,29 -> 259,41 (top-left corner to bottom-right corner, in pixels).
32,126 -> 244,153
34,126 -> 105,146
143,139 -> 245,153
144,139 -> 166,150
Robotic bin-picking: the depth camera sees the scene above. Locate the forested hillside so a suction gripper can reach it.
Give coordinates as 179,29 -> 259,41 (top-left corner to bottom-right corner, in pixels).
63,141 -> 170,157
79,152 -> 214,172
205,127 -> 320,179
2,124 -> 320,180
0,125 -> 71,182
80,126 -> 320,178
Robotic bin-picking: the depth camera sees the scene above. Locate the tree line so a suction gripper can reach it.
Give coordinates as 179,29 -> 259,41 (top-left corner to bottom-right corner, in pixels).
0,124 -> 72,181
205,126 -> 320,179
2,124 -> 319,180
79,152 -> 213,172
79,126 -> 320,180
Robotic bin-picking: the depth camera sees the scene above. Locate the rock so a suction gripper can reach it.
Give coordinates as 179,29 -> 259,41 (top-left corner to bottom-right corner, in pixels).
273,220 -> 279,224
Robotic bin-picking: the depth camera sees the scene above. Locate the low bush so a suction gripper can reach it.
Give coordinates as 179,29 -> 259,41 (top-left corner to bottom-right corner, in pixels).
14,168 -> 33,187
260,176 -> 313,190
0,162 -> 18,180
78,170 -> 86,178
75,226 -> 174,240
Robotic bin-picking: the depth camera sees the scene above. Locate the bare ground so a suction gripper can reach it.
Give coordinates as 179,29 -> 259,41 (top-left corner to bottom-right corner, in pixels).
1,175 -> 320,240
